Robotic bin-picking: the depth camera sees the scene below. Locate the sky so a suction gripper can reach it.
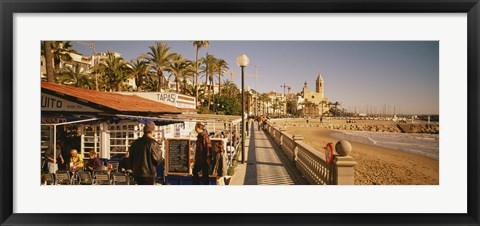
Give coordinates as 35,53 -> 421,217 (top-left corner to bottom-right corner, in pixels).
71,41 -> 439,115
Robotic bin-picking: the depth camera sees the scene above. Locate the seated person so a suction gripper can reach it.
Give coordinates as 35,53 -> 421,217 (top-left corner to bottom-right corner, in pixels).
86,150 -> 103,172
232,134 -> 237,146
69,149 -> 84,172
119,151 -> 132,173
212,142 -> 227,185
226,142 -> 234,154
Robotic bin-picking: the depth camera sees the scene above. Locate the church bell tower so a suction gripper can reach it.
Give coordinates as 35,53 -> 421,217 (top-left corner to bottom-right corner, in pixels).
316,74 -> 324,99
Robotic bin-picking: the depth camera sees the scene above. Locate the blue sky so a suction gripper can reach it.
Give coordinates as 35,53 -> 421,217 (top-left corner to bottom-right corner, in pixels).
71,41 -> 439,115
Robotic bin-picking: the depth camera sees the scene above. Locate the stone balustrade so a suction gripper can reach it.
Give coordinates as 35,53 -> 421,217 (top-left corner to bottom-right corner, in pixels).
264,123 -> 357,185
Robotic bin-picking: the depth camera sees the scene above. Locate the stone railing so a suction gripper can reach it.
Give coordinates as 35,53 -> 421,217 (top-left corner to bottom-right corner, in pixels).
264,123 -> 357,185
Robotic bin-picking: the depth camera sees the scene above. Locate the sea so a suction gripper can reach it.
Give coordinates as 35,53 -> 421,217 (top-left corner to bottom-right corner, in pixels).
330,130 -> 439,160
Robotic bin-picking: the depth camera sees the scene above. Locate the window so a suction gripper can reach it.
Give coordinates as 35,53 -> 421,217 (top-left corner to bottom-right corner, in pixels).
108,122 -> 141,159
41,125 -> 52,156
79,125 -> 100,157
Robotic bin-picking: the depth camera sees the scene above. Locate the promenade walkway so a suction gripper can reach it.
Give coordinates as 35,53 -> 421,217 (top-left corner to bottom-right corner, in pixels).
230,122 -> 307,185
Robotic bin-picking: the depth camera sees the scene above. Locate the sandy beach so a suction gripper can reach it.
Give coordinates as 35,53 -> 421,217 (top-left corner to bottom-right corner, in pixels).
274,119 -> 439,185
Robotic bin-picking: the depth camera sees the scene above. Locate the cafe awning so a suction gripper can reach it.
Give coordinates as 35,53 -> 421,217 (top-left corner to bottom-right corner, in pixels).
42,82 -> 185,115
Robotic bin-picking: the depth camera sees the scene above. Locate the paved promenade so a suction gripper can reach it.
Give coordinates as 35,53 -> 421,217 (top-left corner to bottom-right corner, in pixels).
230,122 -> 307,185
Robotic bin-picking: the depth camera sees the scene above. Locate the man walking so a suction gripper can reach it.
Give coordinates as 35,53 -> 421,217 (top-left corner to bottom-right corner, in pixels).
129,122 -> 163,185
192,122 -> 212,185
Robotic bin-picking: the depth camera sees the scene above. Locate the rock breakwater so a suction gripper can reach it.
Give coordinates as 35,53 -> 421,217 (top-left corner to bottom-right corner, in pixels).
397,124 -> 439,134
276,122 -> 439,134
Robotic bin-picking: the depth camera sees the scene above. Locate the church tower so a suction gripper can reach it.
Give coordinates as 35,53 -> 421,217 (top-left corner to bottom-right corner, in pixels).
316,74 -> 324,99
302,81 -> 309,96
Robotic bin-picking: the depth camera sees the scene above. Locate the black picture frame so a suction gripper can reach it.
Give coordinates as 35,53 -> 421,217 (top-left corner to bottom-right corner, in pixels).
1,0 -> 479,225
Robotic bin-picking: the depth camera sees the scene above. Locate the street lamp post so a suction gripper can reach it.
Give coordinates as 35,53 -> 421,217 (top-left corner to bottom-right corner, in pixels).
76,41 -> 98,91
236,54 -> 249,164
280,83 -> 291,118
255,65 -> 258,117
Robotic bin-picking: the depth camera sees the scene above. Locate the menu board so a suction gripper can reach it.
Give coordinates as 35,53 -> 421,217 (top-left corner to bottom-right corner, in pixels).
166,138 -> 190,175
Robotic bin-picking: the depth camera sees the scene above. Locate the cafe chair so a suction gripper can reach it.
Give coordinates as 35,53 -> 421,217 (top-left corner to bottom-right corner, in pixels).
124,170 -> 135,185
78,171 -> 93,185
83,159 -> 90,171
108,161 -> 119,172
41,173 -> 54,185
94,170 -> 111,185
112,172 -> 129,185
55,170 -> 71,185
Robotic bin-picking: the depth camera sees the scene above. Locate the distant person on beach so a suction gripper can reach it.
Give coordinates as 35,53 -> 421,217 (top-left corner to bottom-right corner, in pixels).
129,122 -> 163,185
212,142 -> 227,185
193,122 -> 212,185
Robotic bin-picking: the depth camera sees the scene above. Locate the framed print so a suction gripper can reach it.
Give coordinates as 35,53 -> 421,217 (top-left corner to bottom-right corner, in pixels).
1,0 -> 479,225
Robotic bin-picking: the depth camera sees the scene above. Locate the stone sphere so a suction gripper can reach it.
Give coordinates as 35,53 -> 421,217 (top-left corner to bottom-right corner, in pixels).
335,140 -> 352,156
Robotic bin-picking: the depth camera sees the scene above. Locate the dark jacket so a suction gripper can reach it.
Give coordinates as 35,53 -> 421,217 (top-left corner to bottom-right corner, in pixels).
87,157 -> 103,171
195,131 -> 211,164
129,135 -> 163,177
119,157 -> 132,172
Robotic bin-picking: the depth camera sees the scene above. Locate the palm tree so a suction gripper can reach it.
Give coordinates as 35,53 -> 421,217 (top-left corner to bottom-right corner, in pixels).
43,41 -> 55,82
181,64 -> 196,95
303,99 -> 312,117
182,78 -> 195,96
51,41 -> 78,71
208,58 -> 218,94
215,58 -> 229,96
197,86 -> 208,106
142,77 -> 159,92
199,54 -> 219,107
193,41 -> 209,105
93,52 -> 132,91
272,97 -> 281,117
312,103 -> 319,118
222,80 -> 239,96
56,64 -> 94,89
167,55 -> 194,93
298,101 -> 305,116
130,59 -> 149,91
141,42 -> 177,92
200,54 -> 217,91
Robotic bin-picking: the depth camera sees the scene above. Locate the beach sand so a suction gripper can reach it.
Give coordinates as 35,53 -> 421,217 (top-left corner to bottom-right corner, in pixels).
276,120 -> 439,185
